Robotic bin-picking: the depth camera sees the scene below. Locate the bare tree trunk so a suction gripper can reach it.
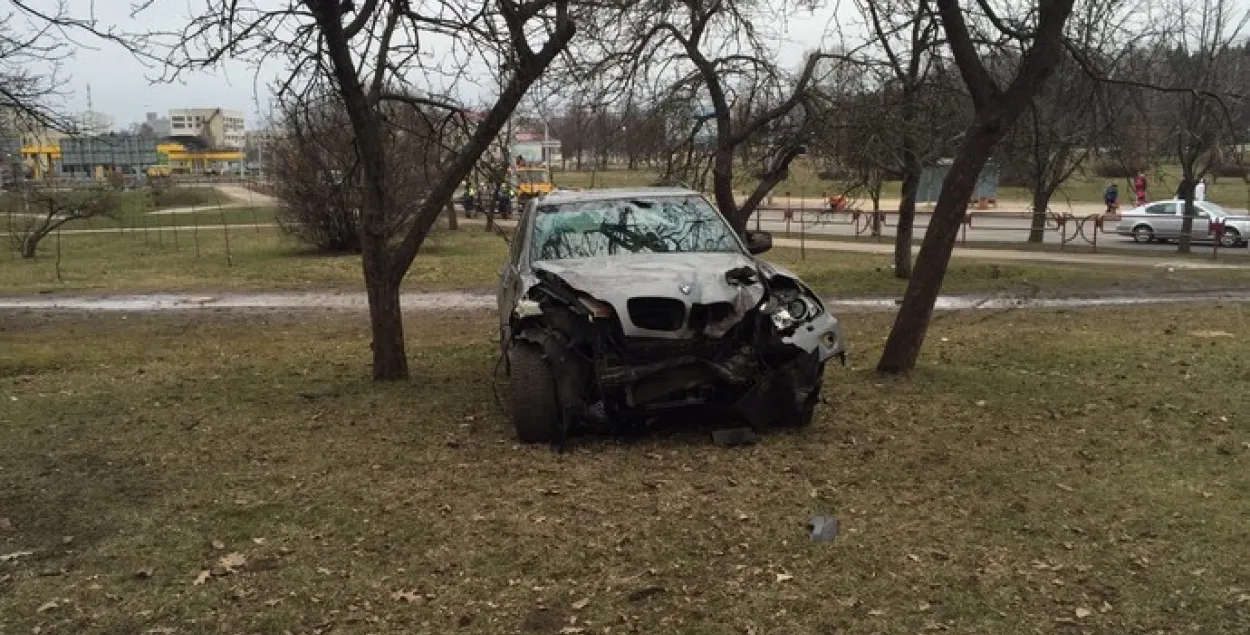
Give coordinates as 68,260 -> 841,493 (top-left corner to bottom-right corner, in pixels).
363,255 -> 408,380
1028,188 -> 1050,243
878,124 -> 1000,373
712,148 -> 743,234
1177,175 -> 1194,253
21,235 -> 39,258
895,156 -> 920,278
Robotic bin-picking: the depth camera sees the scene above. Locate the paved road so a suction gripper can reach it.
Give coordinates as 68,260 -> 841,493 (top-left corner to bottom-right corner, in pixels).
770,238 -> 1250,269
745,210 -> 1250,257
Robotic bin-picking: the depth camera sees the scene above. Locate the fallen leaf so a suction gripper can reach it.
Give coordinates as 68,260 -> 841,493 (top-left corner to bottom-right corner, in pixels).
210,540 -> 225,550
559,628 -> 586,634
0,517 -> 12,532
1075,607 -> 1093,619
135,568 -> 155,579
145,627 -> 176,634
1100,601 -> 1113,613
1190,330 -> 1233,338
0,550 -> 35,562
217,553 -> 246,573
251,537 -> 267,545
192,570 -> 211,586
571,597 -> 591,610
867,609 -> 885,616
775,573 -> 794,583
907,553 -> 921,562
391,589 -> 424,604
36,600 -> 59,613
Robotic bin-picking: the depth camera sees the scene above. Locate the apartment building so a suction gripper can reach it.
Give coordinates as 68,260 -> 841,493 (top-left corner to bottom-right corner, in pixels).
169,108 -> 246,149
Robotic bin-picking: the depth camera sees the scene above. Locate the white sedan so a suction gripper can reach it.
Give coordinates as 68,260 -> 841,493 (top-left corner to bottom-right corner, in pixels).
1115,199 -> 1249,247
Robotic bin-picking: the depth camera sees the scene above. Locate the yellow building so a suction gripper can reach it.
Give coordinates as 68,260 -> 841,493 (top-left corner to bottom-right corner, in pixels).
16,140 -> 246,179
155,142 -> 246,174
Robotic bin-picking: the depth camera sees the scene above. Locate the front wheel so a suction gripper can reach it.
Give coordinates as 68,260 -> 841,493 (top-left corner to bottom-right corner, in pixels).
1219,228 -> 1241,248
1132,225 -> 1155,244
507,342 -> 561,443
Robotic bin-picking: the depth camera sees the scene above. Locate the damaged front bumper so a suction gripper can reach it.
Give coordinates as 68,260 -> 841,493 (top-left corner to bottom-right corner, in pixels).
509,263 -> 847,431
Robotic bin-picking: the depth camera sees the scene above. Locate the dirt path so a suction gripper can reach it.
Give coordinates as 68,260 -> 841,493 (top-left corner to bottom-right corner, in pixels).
2,290 -> 1248,313
214,184 -> 277,207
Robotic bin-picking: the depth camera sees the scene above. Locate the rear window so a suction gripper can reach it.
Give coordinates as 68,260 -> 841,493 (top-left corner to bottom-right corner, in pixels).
1145,203 -> 1175,215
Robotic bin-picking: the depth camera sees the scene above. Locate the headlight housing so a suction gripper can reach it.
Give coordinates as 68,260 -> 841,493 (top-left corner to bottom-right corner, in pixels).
771,289 -> 821,331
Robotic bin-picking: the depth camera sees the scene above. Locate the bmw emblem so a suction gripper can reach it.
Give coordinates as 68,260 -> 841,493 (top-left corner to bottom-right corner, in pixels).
679,284 -> 692,295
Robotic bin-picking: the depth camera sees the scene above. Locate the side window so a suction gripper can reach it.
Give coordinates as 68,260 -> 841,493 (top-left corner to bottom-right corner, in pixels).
1145,203 -> 1175,215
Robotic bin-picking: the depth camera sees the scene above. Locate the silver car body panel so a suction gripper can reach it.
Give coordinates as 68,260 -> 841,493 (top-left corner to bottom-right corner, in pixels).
1115,200 -> 1250,241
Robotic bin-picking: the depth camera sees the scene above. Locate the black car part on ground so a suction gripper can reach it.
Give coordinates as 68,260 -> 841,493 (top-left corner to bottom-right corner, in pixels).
507,266 -> 822,449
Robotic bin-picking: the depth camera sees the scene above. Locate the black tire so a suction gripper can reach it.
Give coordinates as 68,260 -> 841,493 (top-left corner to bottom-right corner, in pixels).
1132,225 -> 1154,243
1219,228 -> 1241,248
507,342 -> 561,443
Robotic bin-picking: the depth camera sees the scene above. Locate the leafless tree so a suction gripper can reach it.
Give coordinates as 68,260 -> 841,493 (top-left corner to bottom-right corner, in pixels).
270,93 -> 461,252
591,0 -> 842,234
157,0 -> 579,380
854,0 -> 951,278
4,186 -> 119,258
877,0 -> 1077,374
1153,0 -> 1248,253
997,57 -> 1110,242
1,1 -> 151,129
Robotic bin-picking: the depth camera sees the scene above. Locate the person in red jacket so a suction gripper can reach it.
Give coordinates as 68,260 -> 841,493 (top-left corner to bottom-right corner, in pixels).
1133,171 -> 1148,205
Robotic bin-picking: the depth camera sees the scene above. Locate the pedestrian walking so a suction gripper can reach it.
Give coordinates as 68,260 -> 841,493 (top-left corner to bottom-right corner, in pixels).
1195,178 -> 1207,202
461,183 -> 477,218
1133,171 -> 1148,205
1103,183 -> 1118,215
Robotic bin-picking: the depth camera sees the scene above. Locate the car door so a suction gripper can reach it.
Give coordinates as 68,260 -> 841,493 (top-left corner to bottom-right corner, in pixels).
1145,201 -> 1180,238
1192,202 -> 1216,240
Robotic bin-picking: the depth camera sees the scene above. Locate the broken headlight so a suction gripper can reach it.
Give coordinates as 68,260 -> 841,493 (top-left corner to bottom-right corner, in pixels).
770,287 -> 822,330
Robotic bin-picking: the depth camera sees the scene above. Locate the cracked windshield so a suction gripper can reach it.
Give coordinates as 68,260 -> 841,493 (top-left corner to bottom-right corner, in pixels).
530,195 -> 740,261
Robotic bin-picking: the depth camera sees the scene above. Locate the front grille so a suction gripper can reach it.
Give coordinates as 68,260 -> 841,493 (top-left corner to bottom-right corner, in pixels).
627,297 -> 686,331
688,302 -> 736,332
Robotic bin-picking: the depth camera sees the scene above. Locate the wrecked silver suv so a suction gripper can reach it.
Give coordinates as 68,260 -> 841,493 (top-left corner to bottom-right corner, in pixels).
497,188 -> 846,444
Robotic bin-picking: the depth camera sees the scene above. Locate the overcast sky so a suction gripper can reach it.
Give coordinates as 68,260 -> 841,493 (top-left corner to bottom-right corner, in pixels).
35,1 -> 851,130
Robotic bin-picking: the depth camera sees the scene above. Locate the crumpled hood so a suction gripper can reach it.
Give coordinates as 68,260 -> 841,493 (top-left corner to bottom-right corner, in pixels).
530,252 -> 767,338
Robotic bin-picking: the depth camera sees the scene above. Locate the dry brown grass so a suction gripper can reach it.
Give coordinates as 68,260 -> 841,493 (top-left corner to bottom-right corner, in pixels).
2,306 -> 1249,634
